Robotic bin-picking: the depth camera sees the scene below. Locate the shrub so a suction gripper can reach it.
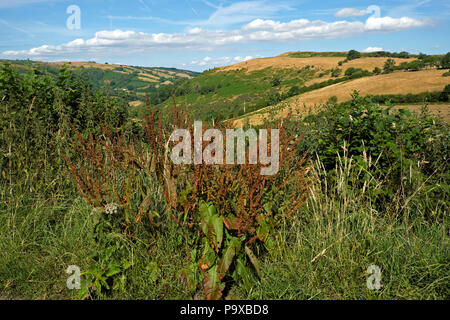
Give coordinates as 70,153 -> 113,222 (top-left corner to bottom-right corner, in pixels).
383,58 -> 396,73
441,52 -> 450,69
331,68 -> 342,77
373,67 -> 382,75
67,98 -> 310,299
347,50 -> 361,61
298,92 -> 449,216
440,84 -> 450,101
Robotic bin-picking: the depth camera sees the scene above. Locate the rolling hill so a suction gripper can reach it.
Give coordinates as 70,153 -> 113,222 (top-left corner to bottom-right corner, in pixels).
149,51 -> 449,124
234,68 -> 450,126
0,59 -> 199,94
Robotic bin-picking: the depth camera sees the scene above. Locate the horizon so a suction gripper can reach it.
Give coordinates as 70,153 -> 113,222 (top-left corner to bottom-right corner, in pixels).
0,0 -> 449,72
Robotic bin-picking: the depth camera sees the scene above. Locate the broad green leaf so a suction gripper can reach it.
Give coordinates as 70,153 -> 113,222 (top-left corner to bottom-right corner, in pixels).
217,238 -> 240,279
201,237 -> 217,268
211,214 -> 223,251
245,246 -> 262,278
203,266 -> 224,300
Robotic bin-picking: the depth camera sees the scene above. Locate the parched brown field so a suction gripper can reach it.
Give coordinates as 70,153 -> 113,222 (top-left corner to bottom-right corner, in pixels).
128,100 -> 144,107
234,69 -> 450,126
218,54 -> 416,74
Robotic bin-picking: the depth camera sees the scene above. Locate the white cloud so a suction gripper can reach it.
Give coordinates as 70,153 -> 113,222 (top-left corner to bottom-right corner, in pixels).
188,55 -> 255,68
2,15 -> 433,59
362,46 -> 383,53
364,16 -> 432,32
242,19 -> 365,40
335,8 -> 368,18
187,27 -> 202,34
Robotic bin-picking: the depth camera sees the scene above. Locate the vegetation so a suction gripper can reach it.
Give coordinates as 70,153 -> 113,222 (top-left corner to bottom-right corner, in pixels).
149,66 -> 317,121
0,55 -> 449,300
0,59 -> 199,102
368,87 -> 450,104
346,49 -> 361,61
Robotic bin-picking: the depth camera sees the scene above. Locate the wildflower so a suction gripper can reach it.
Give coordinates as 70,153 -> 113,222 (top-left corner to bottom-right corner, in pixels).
105,202 -> 118,215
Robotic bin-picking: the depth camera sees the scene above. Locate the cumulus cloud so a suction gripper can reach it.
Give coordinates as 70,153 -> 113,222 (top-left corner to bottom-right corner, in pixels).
334,8 -> 368,18
362,46 -> 384,53
2,14 -> 433,59
364,16 -> 432,32
189,55 -> 255,67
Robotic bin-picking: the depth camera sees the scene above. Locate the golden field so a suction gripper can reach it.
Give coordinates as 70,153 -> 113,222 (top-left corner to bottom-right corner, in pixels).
234,69 -> 450,126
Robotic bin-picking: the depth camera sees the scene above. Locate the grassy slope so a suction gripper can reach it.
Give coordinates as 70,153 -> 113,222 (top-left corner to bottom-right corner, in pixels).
159,65 -> 316,121
234,69 -> 450,126
156,52 -> 448,123
219,52 -> 414,73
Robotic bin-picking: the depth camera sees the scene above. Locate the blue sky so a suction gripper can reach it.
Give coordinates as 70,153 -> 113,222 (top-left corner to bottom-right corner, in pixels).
0,0 -> 449,71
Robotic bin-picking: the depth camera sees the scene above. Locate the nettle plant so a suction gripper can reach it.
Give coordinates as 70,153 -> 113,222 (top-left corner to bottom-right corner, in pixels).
67,96 -> 309,299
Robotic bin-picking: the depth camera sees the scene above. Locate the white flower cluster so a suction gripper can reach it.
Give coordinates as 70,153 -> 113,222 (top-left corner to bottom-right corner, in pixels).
104,202 -> 118,215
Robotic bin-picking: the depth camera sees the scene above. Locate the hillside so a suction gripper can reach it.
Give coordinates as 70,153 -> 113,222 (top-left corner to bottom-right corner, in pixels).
234,68 -> 450,126
219,52 -> 414,74
1,50 -> 449,301
153,51 -> 449,123
0,59 -> 199,94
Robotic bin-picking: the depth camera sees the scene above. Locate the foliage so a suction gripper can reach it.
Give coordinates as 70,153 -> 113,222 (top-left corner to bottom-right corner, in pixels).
149,66 -> 316,121
0,63 -> 129,196
297,92 -> 449,217
331,68 -> 342,77
1,60 -> 449,301
346,50 -> 361,61
383,58 -> 396,73
440,52 -> 450,69
369,89 -> 449,104
345,67 -> 372,79
67,97 -> 309,299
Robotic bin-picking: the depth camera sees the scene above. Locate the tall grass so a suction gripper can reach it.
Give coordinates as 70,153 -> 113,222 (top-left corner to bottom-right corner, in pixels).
1,148 -> 448,299
234,149 -> 449,299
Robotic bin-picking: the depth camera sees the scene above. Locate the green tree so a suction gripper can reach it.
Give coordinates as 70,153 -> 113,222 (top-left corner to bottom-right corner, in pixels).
287,85 -> 300,97
373,67 -> 382,75
346,50 -> 361,61
440,52 -> 450,69
383,58 -> 396,73
440,84 -> 450,101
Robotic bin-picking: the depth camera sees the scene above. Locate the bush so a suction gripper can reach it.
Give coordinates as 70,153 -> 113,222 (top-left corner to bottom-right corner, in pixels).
298,92 -> 449,215
441,52 -> 450,69
331,68 -> 342,77
347,50 -> 361,61
440,84 -> 450,101
373,67 -> 382,75
383,59 -> 396,73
